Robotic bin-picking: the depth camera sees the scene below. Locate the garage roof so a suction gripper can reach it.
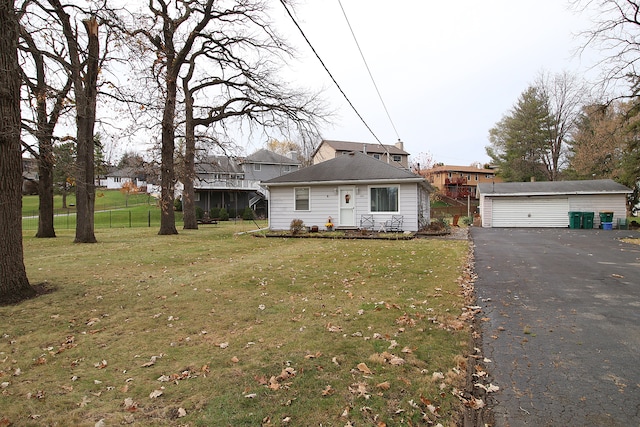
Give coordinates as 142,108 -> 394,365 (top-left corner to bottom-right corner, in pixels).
478,179 -> 632,196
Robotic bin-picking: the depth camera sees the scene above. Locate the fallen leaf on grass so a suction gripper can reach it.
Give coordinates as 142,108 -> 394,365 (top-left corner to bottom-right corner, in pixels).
432,372 -> 444,380
321,385 -> 334,396
348,382 -> 370,399
141,355 -> 159,367
325,323 -> 342,333
376,381 -> 390,390
389,356 -> 405,365
268,376 -> 281,391
78,396 -> 90,407
305,351 -> 322,359
94,360 -> 107,369
177,407 -> 187,417
230,356 -> 239,363
357,362 -> 372,374
123,397 -> 138,412
149,389 -> 163,399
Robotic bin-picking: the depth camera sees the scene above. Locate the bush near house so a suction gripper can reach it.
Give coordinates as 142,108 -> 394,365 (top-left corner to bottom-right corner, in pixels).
242,207 -> 254,220
218,207 -> 229,221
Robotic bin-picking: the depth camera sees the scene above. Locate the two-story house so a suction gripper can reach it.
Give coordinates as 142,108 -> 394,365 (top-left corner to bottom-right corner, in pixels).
192,149 -> 300,218
422,165 -> 502,199
312,139 -> 410,168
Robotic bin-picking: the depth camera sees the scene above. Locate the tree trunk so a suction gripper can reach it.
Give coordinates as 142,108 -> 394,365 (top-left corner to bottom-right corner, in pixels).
36,136 -> 56,237
182,81 -> 197,230
0,0 -> 36,304
158,70 -> 178,235
73,17 -> 99,243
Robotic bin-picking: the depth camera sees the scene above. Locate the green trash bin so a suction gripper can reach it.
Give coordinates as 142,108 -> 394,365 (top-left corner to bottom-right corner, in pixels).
568,211 -> 582,229
582,212 -> 594,229
618,217 -> 628,230
599,212 -> 614,223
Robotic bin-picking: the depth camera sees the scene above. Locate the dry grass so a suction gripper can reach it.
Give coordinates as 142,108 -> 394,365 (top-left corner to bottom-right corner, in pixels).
1,222 -> 471,426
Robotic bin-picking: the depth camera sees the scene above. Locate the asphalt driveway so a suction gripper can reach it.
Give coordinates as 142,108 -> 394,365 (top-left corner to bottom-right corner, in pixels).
471,228 -> 640,427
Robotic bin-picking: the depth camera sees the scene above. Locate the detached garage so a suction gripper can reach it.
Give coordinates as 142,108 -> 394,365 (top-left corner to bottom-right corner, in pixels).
478,179 -> 632,228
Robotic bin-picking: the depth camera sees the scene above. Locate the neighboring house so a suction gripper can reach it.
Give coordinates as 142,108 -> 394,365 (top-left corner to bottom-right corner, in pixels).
312,139 -> 410,168
423,165 -> 502,199
478,179 -> 632,228
104,167 -> 148,190
22,157 -> 39,195
192,149 -> 300,217
262,151 -> 432,232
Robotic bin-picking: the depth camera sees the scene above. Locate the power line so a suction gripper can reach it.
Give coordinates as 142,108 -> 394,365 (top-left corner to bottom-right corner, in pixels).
278,0 -> 386,150
337,0 -> 401,142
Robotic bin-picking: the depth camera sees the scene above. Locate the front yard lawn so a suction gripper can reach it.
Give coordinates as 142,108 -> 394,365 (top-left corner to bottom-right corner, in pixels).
1,224 -> 475,426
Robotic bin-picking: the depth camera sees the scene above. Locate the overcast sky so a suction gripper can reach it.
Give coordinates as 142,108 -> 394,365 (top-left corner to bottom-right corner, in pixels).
264,0 -> 603,167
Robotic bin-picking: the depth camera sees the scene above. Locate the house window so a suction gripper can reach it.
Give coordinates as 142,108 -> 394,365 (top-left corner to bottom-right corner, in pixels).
254,164 -> 261,171
475,174 -> 478,181
114,177 -> 121,183
294,187 -> 310,211
373,154 -> 381,160
392,155 -> 402,162
284,165 -> 290,172
194,192 -> 200,202
448,172 -> 452,178
370,186 -> 398,212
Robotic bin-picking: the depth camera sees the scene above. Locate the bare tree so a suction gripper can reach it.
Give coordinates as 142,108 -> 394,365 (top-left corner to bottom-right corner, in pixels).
572,0 -> 640,94
18,0 -> 73,238
536,71 -> 588,180
0,0 -> 36,304
47,0 -> 100,243
122,0 -> 326,233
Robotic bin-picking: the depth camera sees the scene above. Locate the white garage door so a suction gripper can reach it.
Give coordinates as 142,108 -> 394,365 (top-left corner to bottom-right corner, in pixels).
492,197 -> 569,227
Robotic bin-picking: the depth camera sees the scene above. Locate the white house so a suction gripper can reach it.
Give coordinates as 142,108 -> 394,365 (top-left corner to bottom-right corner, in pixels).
262,151 -> 431,232
478,179 -> 632,228
104,167 -> 147,190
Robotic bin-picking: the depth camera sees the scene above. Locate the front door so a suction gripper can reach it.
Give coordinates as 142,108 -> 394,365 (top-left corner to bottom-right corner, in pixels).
339,187 -> 355,227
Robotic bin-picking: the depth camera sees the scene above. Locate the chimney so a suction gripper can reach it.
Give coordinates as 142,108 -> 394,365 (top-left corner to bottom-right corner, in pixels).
395,139 -> 404,151
287,151 -> 298,161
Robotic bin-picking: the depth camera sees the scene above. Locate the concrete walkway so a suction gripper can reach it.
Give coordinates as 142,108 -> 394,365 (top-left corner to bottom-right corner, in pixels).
471,228 -> 640,426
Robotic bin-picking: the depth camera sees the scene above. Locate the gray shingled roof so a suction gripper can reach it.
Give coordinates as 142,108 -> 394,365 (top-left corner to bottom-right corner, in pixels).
263,151 -> 424,185
195,156 -> 242,174
478,179 -> 632,195
318,140 -> 409,155
243,149 -> 300,165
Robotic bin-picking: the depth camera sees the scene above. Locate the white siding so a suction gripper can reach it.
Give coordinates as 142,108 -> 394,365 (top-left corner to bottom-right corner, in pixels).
480,193 -> 628,228
568,195 -> 628,227
479,194 -> 492,227
491,197 -> 569,227
268,183 -> 422,231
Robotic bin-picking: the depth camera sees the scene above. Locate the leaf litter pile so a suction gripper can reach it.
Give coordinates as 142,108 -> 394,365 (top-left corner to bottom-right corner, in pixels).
0,227 -> 483,426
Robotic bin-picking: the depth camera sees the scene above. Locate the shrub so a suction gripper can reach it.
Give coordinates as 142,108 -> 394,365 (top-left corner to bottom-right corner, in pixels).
174,197 -> 183,211
228,208 -> 237,218
195,206 -> 204,219
242,207 -> 254,220
210,207 -> 220,219
219,207 -> 229,221
462,216 -> 473,226
290,219 -> 305,235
